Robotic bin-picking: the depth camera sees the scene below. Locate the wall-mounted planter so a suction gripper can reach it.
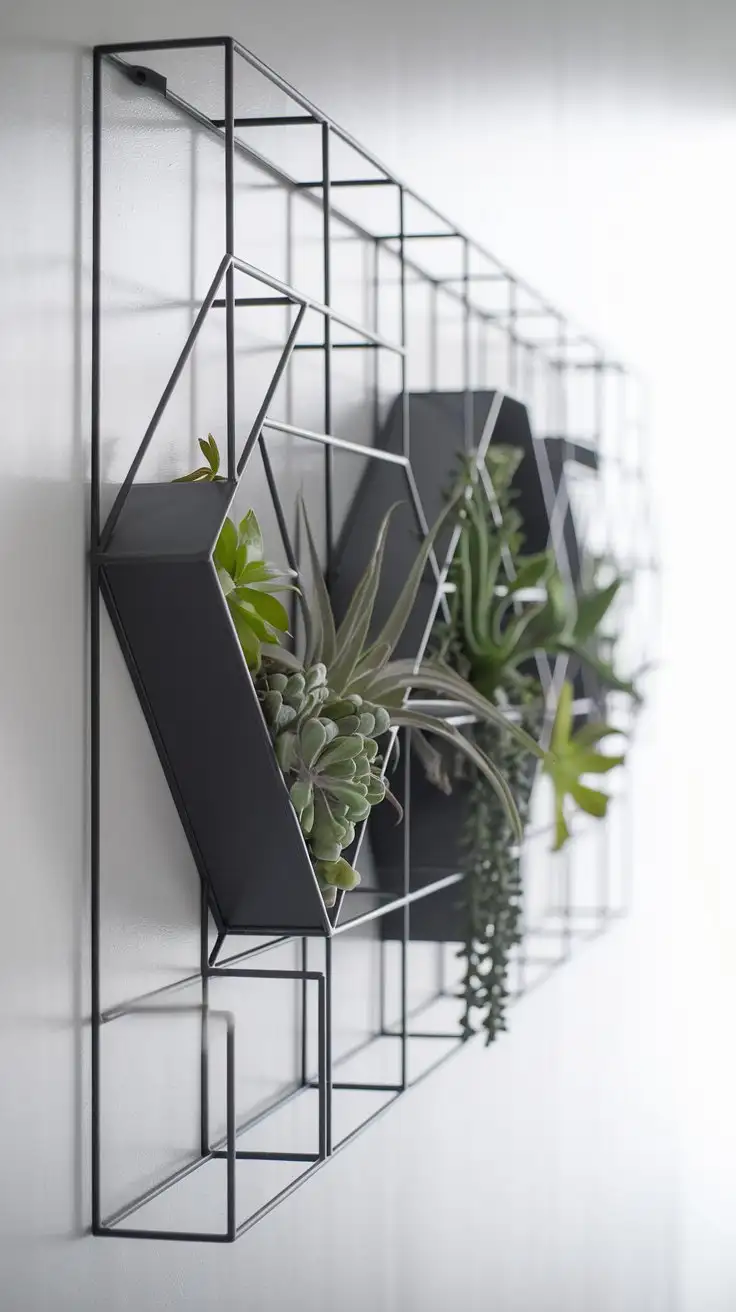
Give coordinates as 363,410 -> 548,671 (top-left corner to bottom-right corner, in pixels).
99,482 -> 330,937
331,389 -> 581,940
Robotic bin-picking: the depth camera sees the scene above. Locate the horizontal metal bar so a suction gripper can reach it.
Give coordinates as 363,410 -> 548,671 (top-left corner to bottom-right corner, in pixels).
261,417 -> 410,467
211,935 -> 296,969
293,341 -> 381,350
103,52 -> 610,360
211,114 -> 317,127
376,231 -> 460,241
97,1225 -> 232,1243
295,177 -> 396,188
332,872 -> 464,936
100,1151 -> 215,1229
211,1150 -> 319,1163
331,1082 -> 403,1092
210,967 -> 323,982
230,255 -> 405,354
98,37 -> 227,53
212,295 -> 293,307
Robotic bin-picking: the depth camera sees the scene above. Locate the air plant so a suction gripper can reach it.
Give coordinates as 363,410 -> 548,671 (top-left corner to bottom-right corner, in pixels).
263,493 -> 547,841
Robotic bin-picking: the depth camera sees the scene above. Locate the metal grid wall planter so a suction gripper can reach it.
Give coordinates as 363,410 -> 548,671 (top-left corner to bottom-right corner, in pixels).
91,36 -> 658,1242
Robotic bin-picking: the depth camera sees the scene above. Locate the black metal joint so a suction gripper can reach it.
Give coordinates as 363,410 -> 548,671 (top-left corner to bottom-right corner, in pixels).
123,64 -> 168,97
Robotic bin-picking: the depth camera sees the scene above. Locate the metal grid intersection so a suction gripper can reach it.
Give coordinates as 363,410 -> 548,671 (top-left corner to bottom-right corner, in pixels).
90,36 -> 659,1241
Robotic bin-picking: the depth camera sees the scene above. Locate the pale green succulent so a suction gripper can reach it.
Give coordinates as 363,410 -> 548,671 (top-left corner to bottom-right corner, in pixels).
256,663 -> 395,903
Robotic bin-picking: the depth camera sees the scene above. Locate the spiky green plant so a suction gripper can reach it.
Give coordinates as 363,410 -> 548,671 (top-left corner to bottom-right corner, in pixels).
175,437 -> 296,669
440,444 -> 638,702
261,494 -> 548,840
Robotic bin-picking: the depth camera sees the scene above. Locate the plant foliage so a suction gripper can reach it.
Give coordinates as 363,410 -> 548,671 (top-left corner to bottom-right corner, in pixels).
544,679 -> 625,850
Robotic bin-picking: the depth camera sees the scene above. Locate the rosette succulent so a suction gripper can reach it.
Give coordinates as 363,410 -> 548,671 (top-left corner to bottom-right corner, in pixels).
256,663 -> 393,904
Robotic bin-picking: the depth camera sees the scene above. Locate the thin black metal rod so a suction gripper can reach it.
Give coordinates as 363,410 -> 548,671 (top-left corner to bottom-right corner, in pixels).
213,295 -> 293,307
103,49 -> 603,356
237,301 -> 307,476
399,186 -> 410,462
101,1152 -> 216,1231
317,972 -> 326,1158
322,121 -> 333,581
230,254 -> 405,355
212,1150 -> 319,1162
97,36 -> 228,53
400,731 -> 410,1090
211,114 -> 317,127
200,883 -> 210,1157
376,230 -> 459,241
332,1082 -> 403,1092
301,938 -> 308,1088
293,341 -> 382,350
90,45 -> 102,1237
224,40 -> 236,479
296,177 -> 395,188
325,937 -> 333,1155
226,1016 -> 236,1239
260,417 -> 409,467
99,253 -> 232,552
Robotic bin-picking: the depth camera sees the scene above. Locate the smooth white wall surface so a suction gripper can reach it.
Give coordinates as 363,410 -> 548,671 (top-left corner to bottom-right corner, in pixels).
1,1 -> 734,1308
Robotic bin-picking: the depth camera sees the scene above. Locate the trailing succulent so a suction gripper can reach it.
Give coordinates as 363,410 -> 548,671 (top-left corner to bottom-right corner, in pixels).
430,442 -> 634,1041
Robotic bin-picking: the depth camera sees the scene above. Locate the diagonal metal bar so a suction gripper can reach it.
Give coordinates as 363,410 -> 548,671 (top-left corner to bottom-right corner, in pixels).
99,253 -> 232,552
237,302 -> 307,475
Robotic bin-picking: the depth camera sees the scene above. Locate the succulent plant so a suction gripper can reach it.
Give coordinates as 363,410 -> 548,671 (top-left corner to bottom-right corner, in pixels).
543,680 -> 626,850
175,438 -> 297,669
256,663 -> 395,900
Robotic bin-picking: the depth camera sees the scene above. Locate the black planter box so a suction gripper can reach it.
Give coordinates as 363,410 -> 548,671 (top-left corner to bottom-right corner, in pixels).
99,482 -> 330,937
331,390 -> 595,941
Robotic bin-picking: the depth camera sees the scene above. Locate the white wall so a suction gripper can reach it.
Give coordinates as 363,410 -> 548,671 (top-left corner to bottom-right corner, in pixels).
1,1 -> 735,1308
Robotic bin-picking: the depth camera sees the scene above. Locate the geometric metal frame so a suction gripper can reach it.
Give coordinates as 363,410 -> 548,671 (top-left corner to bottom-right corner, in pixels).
90,35 -> 659,1242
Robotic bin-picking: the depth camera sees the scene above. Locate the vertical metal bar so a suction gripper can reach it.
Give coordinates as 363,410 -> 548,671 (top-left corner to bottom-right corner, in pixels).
300,938 -> 308,1086
324,936 -> 333,1155
224,39 -> 236,481
429,282 -> 438,390
378,934 -> 386,1034
435,941 -> 445,998
399,186 -> 410,459
557,317 -> 573,961
462,238 -> 473,451
508,278 -> 518,392
321,123 -> 333,577
401,730 -> 411,1090
226,1019 -> 236,1240
372,239 -> 381,444
317,975 -> 326,1160
200,882 -> 210,1157
90,46 -> 102,1235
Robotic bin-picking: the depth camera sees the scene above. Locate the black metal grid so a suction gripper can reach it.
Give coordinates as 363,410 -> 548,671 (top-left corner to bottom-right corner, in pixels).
90,36 -> 659,1241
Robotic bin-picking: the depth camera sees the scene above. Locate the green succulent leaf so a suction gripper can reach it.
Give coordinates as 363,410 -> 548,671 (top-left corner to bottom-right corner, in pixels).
214,517 -> 238,576
236,587 -> 290,633
544,681 -> 625,851
239,509 -> 263,561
